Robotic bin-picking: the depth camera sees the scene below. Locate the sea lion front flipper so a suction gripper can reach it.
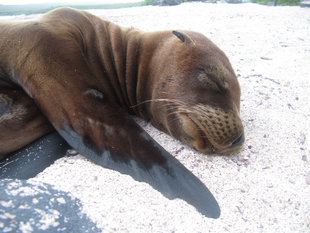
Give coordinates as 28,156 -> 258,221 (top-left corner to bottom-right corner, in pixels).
0,83 -> 68,179
0,83 -> 54,157
50,93 -> 220,218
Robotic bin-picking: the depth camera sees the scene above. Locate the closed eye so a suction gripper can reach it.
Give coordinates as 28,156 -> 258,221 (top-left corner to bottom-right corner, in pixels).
197,72 -> 226,94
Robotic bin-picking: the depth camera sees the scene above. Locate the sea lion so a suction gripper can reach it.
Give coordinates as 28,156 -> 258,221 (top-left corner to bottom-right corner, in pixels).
0,7 -> 244,218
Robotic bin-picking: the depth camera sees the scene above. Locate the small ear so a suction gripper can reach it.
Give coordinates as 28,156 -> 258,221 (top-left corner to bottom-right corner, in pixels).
172,30 -> 194,44
172,30 -> 185,42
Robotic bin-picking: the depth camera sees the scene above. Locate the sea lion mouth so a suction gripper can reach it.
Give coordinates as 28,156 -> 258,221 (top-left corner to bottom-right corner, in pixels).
185,115 -> 216,154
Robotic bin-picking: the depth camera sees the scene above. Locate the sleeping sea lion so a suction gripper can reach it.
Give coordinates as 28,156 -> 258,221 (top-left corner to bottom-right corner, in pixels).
0,7 -> 244,218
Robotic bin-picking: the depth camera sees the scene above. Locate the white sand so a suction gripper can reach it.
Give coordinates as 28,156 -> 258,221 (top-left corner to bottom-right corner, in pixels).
15,2 -> 310,232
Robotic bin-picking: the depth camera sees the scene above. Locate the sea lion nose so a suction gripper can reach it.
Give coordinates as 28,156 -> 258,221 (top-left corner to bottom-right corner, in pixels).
230,132 -> 245,148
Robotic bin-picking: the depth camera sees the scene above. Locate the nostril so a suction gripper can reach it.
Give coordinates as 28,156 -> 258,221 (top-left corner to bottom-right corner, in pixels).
230,132 -> 245,148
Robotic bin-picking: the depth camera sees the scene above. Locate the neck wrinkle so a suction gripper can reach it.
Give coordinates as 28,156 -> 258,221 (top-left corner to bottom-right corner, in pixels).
133,31 -> 170,120
124,29 -> 150,118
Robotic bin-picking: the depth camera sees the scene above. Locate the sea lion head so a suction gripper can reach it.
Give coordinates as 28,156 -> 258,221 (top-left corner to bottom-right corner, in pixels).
147,30 -> 244,154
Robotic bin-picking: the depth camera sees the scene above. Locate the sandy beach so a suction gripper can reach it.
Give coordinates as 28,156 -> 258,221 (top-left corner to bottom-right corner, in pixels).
2,2 -> 309,232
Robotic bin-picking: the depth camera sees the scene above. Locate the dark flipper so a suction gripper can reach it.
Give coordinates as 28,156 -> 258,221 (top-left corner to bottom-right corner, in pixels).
0,132 -> 70,179
52,95 -> 220,218
61,125 -> 220,218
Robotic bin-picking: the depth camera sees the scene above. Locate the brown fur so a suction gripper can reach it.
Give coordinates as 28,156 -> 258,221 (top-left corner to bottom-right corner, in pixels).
0,7 -> 244,158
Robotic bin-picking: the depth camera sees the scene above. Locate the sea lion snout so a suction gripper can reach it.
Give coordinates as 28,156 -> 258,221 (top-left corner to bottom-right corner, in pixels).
148,30 -> 244,155
172,104 -> 244,154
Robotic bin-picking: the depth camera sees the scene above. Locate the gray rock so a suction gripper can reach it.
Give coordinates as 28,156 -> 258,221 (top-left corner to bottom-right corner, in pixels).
300,0 -> 310,7
153,0 -> 183,6
0,132 -> 70,180
0,179 -> 100,233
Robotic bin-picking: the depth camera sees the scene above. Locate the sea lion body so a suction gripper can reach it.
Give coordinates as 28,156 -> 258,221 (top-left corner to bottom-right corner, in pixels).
0,8 -> 244,218
0,8 -> 243,156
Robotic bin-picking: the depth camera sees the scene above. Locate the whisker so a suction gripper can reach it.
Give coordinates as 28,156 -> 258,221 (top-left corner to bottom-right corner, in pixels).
130,98 -> 189,109
130,99 -> 173,108
167,110 -> 192,117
